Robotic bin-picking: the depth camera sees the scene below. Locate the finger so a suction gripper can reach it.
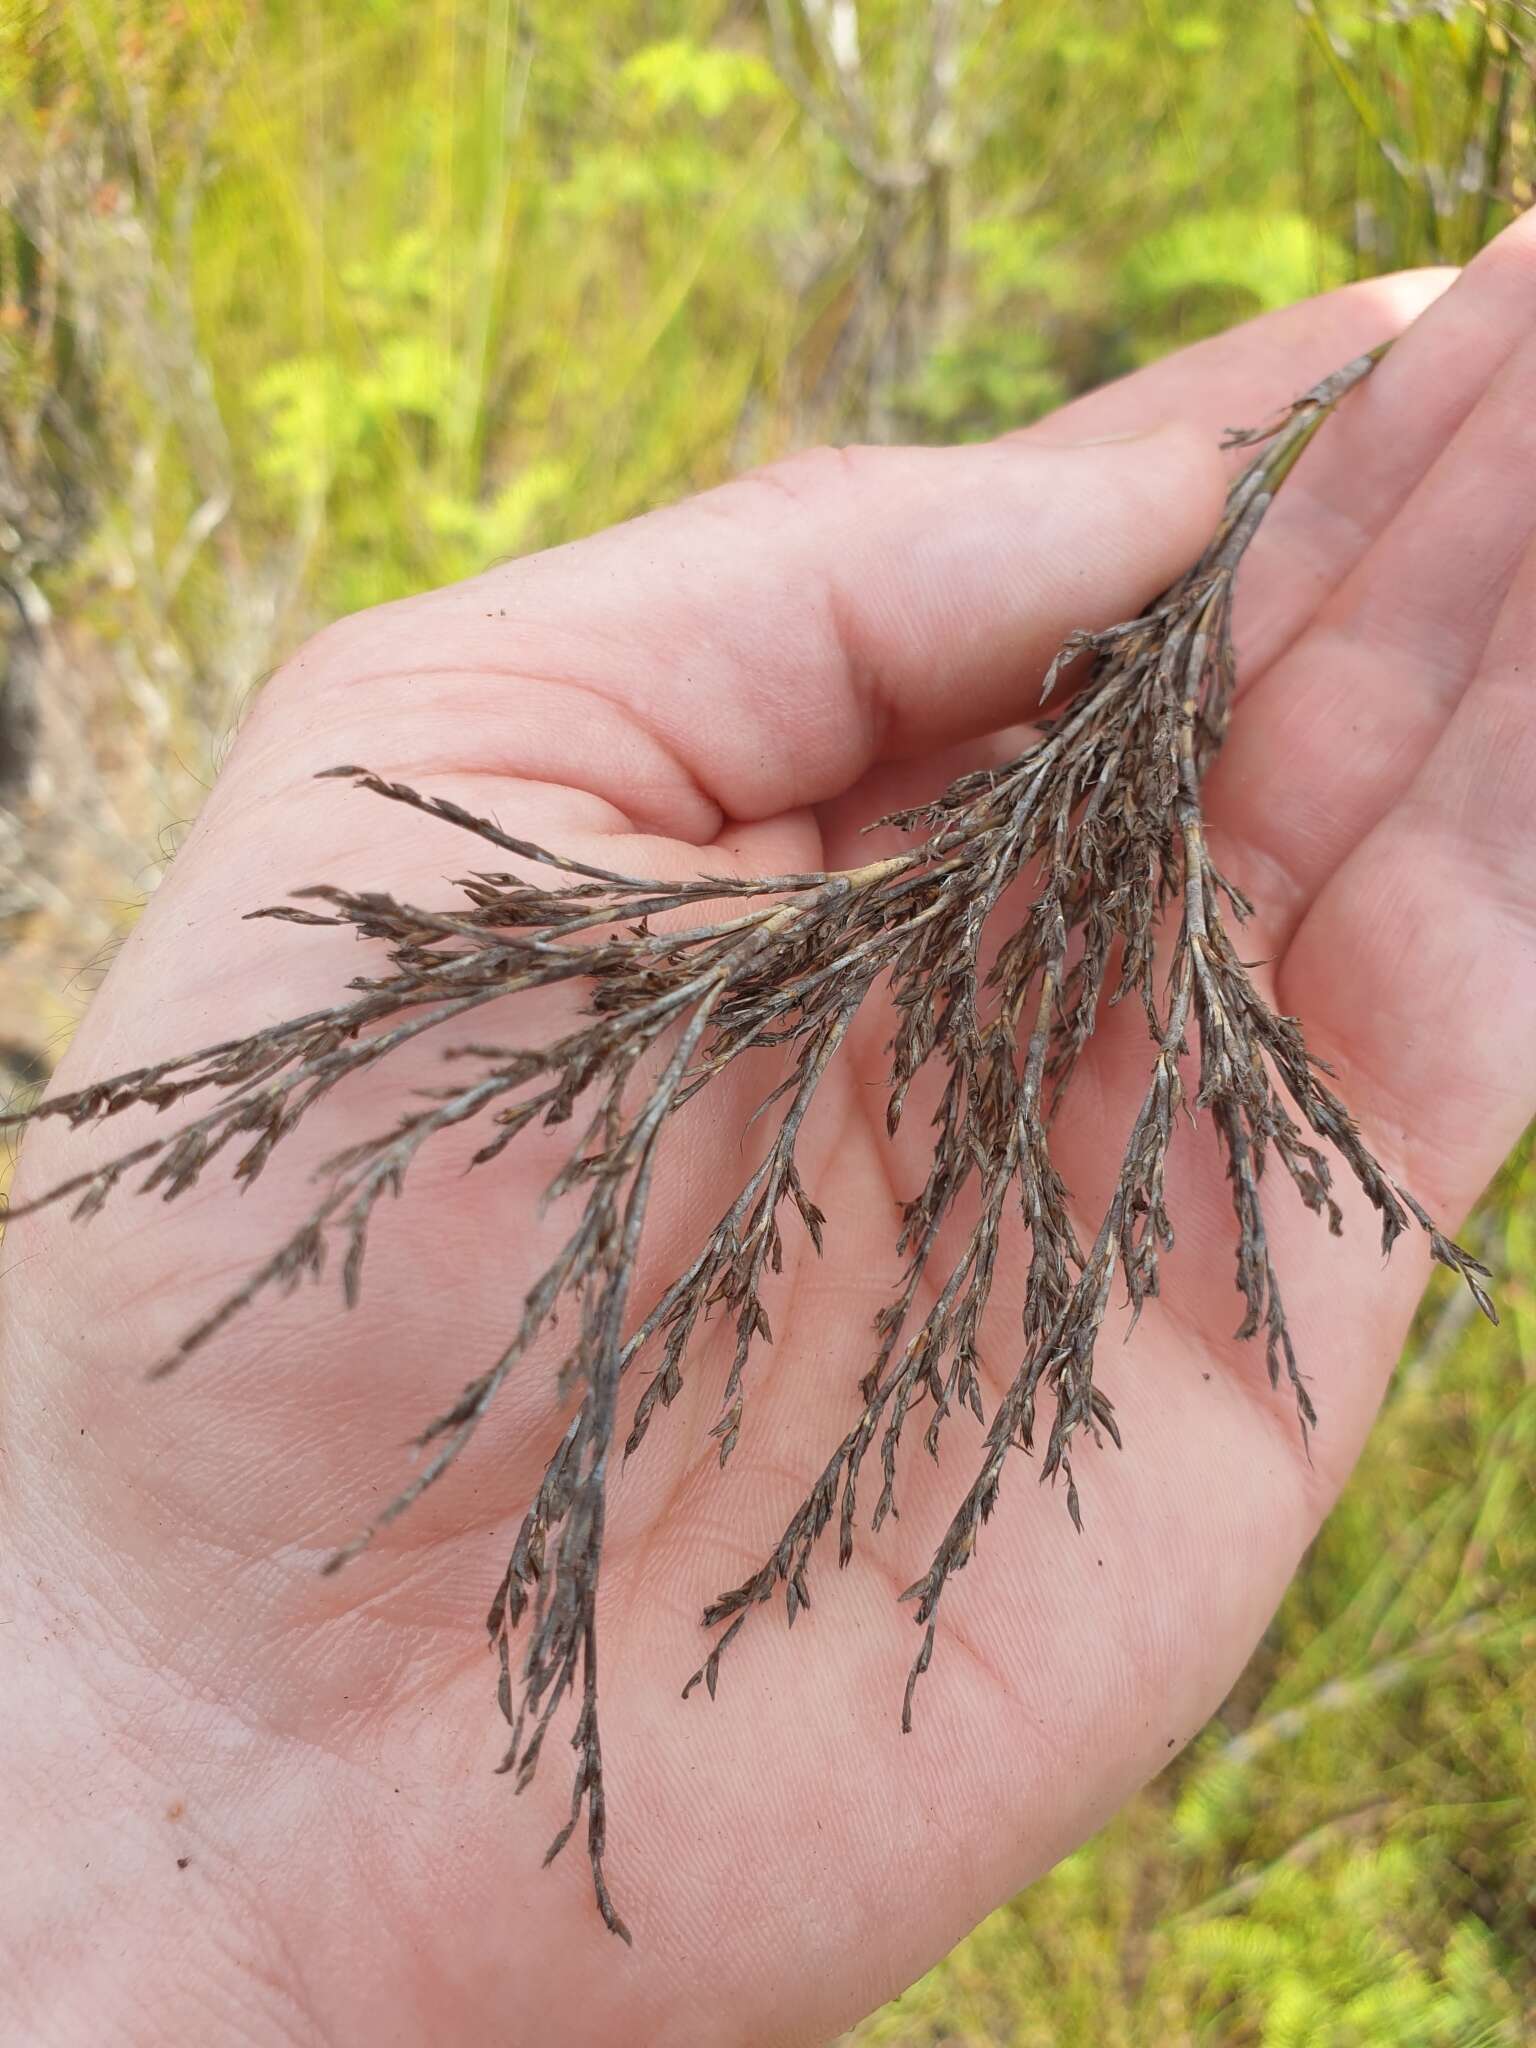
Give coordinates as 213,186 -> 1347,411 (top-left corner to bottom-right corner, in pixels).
1023,265 -> 1452,454
1027,264 -> 1455,669
977,263 -> 1453,708
1278,518 -> 1536,1229
1230,220 -> 1535,675
1179,527 -> 1536,1492
253,270 -> 1453,848
261,426 -> 1225,836
1208,215 -> 1536,950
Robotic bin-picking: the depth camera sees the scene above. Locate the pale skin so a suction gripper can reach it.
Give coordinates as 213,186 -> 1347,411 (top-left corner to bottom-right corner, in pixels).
3,216 -> 1536,2048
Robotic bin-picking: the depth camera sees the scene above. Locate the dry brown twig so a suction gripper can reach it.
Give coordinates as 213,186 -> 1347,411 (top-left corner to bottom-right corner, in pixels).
0,345 -> 1495,1943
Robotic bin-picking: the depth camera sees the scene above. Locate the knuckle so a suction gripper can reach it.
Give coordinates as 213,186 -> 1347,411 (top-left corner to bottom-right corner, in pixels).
257,597 -> 420,724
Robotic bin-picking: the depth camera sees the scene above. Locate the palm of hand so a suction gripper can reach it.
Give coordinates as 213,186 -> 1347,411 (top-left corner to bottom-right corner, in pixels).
5,231 -> 1535,2047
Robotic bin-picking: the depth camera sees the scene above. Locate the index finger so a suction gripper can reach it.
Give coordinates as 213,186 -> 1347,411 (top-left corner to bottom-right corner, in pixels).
1023,267 -> 1453,453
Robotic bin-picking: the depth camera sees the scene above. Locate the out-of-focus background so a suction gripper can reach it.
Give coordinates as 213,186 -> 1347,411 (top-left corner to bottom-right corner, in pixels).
1,2 -> 1532,2038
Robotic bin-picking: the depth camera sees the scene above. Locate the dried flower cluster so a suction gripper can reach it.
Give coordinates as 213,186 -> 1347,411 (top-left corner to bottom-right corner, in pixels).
1,348 -> 1493,1941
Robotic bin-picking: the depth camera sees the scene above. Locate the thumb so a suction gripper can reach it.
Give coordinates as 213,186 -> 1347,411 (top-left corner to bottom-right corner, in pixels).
323,424 -> 1227,828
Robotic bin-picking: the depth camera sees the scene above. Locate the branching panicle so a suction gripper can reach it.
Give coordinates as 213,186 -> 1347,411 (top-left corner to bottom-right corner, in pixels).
0,346 -> 1494,1939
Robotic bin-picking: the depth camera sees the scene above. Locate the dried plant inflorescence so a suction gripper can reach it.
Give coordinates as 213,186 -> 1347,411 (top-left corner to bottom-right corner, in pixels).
0,347 -> 1494,1942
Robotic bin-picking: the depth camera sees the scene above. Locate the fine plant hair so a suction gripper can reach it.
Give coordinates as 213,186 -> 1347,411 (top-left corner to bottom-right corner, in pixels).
0,346 -> 1495,1943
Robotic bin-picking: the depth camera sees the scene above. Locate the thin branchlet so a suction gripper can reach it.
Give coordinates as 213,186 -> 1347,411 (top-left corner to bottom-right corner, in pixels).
0,346 -> 1495,1939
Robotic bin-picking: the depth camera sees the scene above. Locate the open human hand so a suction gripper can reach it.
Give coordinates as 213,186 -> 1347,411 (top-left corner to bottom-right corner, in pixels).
4,217 -> 1534,2048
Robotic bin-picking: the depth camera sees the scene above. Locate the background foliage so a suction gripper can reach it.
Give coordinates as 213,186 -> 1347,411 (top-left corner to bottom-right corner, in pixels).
1,1 -> 1532,2039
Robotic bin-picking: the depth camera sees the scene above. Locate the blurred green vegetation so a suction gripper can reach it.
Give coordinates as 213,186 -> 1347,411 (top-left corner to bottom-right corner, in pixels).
2,0 -> 1533,2039
4,2 -> 1531,648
